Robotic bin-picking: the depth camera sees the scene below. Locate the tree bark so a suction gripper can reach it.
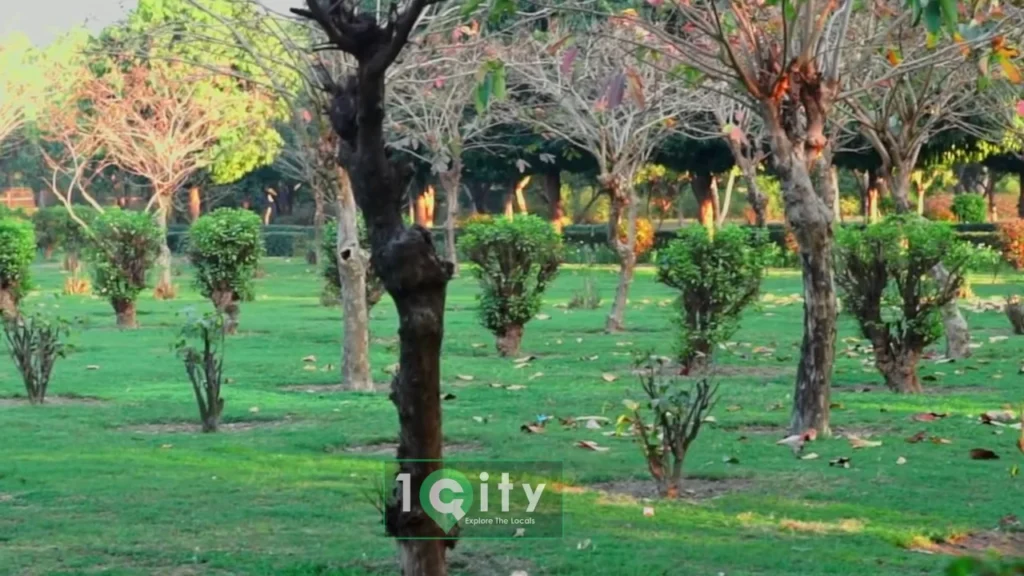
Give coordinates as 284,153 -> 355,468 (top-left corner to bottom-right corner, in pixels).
414,186 -> 434,228
310,182 -> 326,265
932,264 -> 971,359
864,168 -> 882,224
0,288 -> 17,319
543,171 -> 564,232
986,176 -> 998,222
440,162 -> 461,276
513,176 -> 529,214
154,193 -> 174,297
188,186 -> 201,222
878,349 -> 922,394
113,298 -> 137,328
717,170 -> 736,227
211,290 -> 239,335
692,172 -> 717,234
495,324 -> 523,357
604,175 -> 637,332
336,168 -> 373,392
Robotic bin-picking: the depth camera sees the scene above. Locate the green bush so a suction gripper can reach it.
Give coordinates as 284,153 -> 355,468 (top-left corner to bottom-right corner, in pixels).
656,225 -> 773,371
321,217 -> 384,309
187,209 -> 264,333
834,217 -> 980,393
0,218 -> 36,316
951,194 -> 987,223
87,209 -> 161,327
32,207 -> 97,265
460,215 -> 563,357
946,557 -> 1024,575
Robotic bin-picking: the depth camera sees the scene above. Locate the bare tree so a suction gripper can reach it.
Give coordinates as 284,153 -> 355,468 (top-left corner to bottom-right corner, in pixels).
0,35 -> 37,154
505,19 -> 692,332
294,0 -> 462,572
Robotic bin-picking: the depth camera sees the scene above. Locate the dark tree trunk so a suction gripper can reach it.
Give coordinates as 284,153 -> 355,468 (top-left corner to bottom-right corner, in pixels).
604,175 -> 636,333
792,222 -> 836,434
439,164 -> 461,276
113,298 -> 137,328
495,324 -> 523,357
467,182 -> 488,215
543,171 -> 564,232
691,172 -> 717,232
865,168 -> 882,224
878,348 -> 922,394
211,290 -> 240,335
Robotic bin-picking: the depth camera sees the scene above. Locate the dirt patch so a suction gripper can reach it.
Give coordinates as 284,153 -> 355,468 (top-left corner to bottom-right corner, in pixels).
0,395 -> 106,407
121,419 -> 294,434
914,531 -> 1024,557
281,383 -> 389,394
588,475 -> 752,502
332,441 -> 482,455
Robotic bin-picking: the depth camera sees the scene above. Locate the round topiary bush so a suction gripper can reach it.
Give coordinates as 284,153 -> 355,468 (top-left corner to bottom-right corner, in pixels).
321,217 -> 383,309
656,225 -> 773,372
0,218 -> 36,318
460,214 -> 563,356
951,194 -> 987,224
187,208 -> 264,334
86,209 -> 162,328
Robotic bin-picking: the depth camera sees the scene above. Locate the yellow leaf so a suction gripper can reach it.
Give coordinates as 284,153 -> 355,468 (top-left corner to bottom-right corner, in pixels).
1000,57 -> 1022,83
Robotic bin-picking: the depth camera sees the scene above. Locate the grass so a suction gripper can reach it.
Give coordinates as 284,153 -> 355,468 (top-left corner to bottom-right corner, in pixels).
1,257 -> 1022,575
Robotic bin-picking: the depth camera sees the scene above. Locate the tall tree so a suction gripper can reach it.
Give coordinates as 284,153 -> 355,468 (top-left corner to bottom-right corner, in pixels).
294,0 -> 460,573
0,33 -> 38,155
506,18 -> 691,332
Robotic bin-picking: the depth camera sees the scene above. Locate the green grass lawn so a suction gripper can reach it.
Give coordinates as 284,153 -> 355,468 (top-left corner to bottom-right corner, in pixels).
1,257 -> 1023,575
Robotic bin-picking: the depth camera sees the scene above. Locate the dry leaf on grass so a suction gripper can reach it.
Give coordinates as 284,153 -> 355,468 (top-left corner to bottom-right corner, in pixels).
86,365 -> 100,370
442,393 -> 457,401
506,385 -> 526,391
456,374 -> 474,382
847,435 -> 882,449
906,431 -> 927,444
642,506 -> 655,517
248,406 -> 259,413
726,405 -> 743,412
989,335 -> 1009,343
896,456 -> 907,465
601,373 -> 618,383
829,456 -> 851,468
969,448 -> 1000,460
515,356 -> 537,364
585,419 -> 603,430
528,372 -> 544,381
931,436 -> 952,445
576,440 -> 609,452
471,343 -> 486,348
981,410 -> 1017,424
521,424 -> 545,434
302,365 -> 317,371
801,452 -> 820,460
911,412 -> 949,422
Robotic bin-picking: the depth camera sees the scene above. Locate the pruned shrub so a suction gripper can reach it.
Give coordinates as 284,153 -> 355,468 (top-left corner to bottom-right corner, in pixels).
0,218 -> 36,318
175,311 -> 226,433
998,218 -> 1024,269
321,217 -> 384,309
620,355 -> 717,498
924,195 -> 956,222
834,217 -> 976,393
617,216 -> 655,257
187,208 -> 264,334
952,194 -> 987,223
2,314 -> 67,404
656,225 -> 773,372
86,209 -> 161,328
460,215 -> 563,357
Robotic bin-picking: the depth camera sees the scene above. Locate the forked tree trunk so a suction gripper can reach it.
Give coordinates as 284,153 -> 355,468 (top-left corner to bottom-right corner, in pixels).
335,168 -> 372,392
495,324 -> 523,357
604,176 -> 637,333
877,348 -> 922,394
211,290 -> 240,335
543,172 -> 564,232
440,163 -> 461,276
154,193 -> 174,297
113,298 -> 137,328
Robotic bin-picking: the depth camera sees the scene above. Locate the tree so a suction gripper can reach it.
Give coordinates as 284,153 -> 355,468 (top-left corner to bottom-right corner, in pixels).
294,0 -> 461,572
388,23 -> 504,275
0,33 -> 39,155
85,209 -> 162,328
637,0 -> 1011,435
505,19 -> 691,332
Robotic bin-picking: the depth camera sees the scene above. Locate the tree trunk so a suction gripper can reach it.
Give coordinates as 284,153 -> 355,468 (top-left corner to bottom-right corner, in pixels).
864,169 -> 882,224
113,298 -> 137,328
692,172 -> 717,234
986,177 -> 998,222
1005,297 -> 1024,334
310,183 -> 326,265
211,290 -> 240,335
916,175 -> 926,216
889,167 -> 913,214
879,349 -> 922,394
0,288 -> 17,319
503,188 -> 515,218
932,264 -> 971,359
467,182 -> 488,215
717,170 -> 736,227
154,193 -> 174,297
324,69 -> 454,573
543,172 -> 564,232
440,163 -> 461,277
495,324 -> 523,357
188,186 -> 201,222
604,175 -> 637,333
336,168 -> 373,392
513,176 -> 529,214
414,187 -> 433,228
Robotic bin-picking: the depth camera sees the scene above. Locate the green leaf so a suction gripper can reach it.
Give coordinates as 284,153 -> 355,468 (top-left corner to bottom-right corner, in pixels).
939,0 -> 958,33
923,1 -> 943,35
491,62 -> 507,101
475,72 -> 494,115
460,0 -> 484,17
909,0 -> 923,26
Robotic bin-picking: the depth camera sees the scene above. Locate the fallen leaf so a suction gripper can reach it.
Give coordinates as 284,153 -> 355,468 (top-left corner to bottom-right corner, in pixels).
931,436 -> 953,445
585,419 -> 602,430
576,338 -> 583,344
528,372 -> 544,381
1013,465 -> 1021,477
829,456 -> 851,468
472,416 -> 486,423
248,406 -> 260,413
489,383 -> 505,388
911,412 -> 949,422
584,355 -> 599,361
513,528 -> 526,538
456,374 -> 474,382
726,405 -> 743,412
848,435 -> 882,449
703,416 -> 718,424
442,393 -> 457,401
601,373 -> 618,383
723,455 -> 740,464
906,431 -> 928,444
576,440 -> 609,452
969,448 -> 1000,460
303,365 -> 317,371
302,355 -> 317,363
800,452 -> 820,460
86,365 -> 100,370
521,424 -> 545,434
989,335 -> 1009,343
514,363 -> 530,369
515,355 -> 537,363
766,402 -> 784,412
830,402 -> 846,410
642,506 -> 655,517
506,385 -> 526,391
471,343 -> 486,349
897,456 -> 907,465
160,444 -> 173,449
576,539 -> 592,550
535,314 -> 551,320
981,410 -> 1016,424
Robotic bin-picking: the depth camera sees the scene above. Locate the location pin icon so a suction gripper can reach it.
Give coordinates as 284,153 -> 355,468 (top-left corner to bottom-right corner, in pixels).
420,468 -> 474,535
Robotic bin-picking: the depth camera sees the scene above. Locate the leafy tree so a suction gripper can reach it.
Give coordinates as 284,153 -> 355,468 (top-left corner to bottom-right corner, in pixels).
952,194 -> 988,223
187,208 -> 264,334
460,215 -> 562,356
834,217 -> 982,393
0,218 -> 36,318
86,209 -> 162,328
656,226 -> 773,371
